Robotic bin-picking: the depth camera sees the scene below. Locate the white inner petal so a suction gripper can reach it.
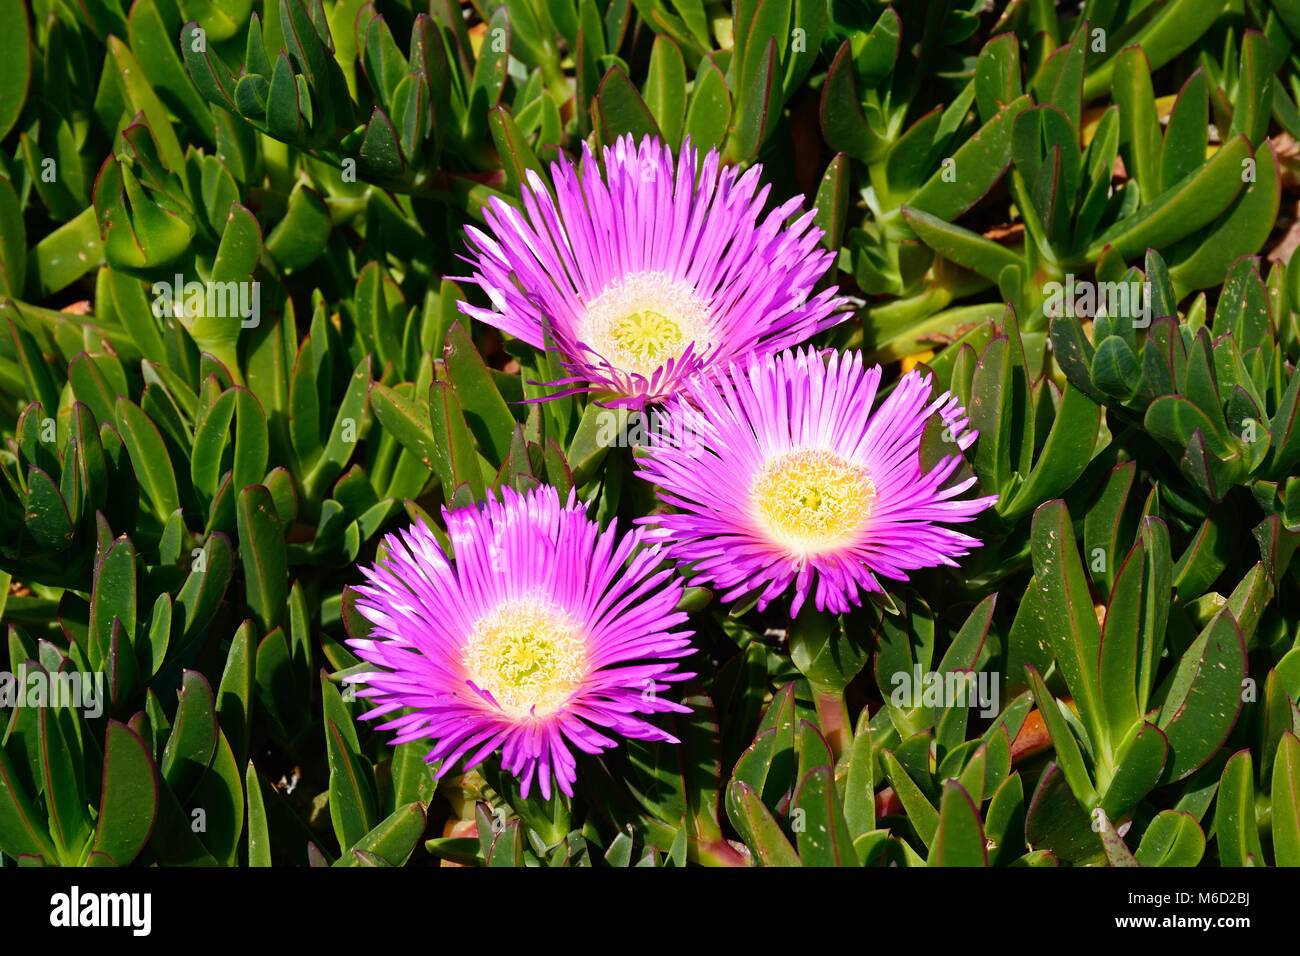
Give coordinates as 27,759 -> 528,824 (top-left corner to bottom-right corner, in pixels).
580,271 -> 713,381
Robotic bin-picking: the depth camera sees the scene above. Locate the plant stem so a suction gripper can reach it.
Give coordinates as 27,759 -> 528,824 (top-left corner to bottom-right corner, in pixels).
813,686 -> 852,760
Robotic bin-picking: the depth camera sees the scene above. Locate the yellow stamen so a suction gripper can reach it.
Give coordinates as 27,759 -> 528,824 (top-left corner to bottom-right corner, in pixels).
462,599 -> 587,718
582,272 -> 712,380
752,449 -> 875,555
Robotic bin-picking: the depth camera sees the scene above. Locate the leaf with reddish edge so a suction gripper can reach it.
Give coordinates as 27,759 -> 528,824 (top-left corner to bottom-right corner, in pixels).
1215,749 -> 1264,866
728,37 -> 775,164
89,535 -> 137,671
322,674 -> 378,852
1271,732 -> 1300,867
882,749 -> 937,846
115,397 -> 180,522
684,55 -> 730,153
161,670 -> 218,800
1030,500 -> 1105,750
791,764 -> 858,866
909,95 -> 1030,222
1156,610 -> 1247,783
335,801 -> 427,867
1026,664 -> 1098,808
819,42 -> 874,163
236,484 -> 288,632
1025,762 -> 1103,865
928,781 -> 988,866
91,720 -> 159,866
842,709 -> 875,839
38,704 -> 91,862
444,322 -> 517,467
597,66 -> 661,145
217,621 -> 257,768
1135,810 -> 1205,867
728,781 -> 800,866
0,736 -> 57,863
1100,721 -> 1168,819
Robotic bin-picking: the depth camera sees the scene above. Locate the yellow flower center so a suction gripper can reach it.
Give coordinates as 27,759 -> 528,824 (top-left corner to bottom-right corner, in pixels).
462,599 -> 587,719
582,272 -> 712,380
751,449 -> 875,555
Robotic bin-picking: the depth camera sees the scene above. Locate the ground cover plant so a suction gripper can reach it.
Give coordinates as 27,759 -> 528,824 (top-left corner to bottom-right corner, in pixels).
0,0 -> 1299,869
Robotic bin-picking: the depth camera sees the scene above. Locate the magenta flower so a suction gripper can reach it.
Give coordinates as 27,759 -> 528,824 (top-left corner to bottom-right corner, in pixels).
456,134 -> 847,405
635,348 -> 998,617
346,485 -> 694,799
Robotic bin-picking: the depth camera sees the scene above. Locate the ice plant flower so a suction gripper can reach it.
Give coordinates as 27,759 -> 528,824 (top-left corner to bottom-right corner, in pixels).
636,347 -> 998,616
345,484 -> 694,799
457,134 -> 847,405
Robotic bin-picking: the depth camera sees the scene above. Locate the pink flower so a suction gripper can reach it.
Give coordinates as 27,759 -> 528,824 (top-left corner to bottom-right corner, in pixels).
636,348 -> 998,616
347,485 -> 694,799
457,135 -> 846,405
